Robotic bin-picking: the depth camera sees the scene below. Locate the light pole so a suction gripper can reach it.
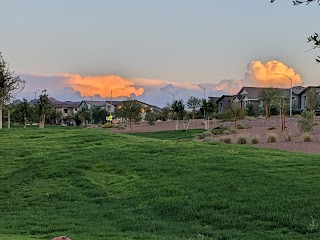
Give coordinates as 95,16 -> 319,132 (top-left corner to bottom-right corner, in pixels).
275,73 -> 293,117
191,84 -> 206,118
35,89 -> 40,100
110,88 -> 124,113
168,91 -> 175,102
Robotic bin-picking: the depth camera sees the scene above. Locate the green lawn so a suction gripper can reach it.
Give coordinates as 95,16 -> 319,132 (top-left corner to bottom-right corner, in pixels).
1,127 -> 320,239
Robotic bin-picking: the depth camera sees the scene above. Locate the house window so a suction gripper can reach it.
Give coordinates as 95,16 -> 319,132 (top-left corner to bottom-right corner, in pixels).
75,108 -> 78,112
219,102 -> 223,111
64,109 -> 68,114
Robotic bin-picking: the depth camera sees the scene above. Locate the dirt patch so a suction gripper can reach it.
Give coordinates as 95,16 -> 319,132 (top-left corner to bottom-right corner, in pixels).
110,117 -> 320,155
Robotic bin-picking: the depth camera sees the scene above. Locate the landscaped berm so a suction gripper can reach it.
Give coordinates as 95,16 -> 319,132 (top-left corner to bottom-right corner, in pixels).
1,127 -> 320,240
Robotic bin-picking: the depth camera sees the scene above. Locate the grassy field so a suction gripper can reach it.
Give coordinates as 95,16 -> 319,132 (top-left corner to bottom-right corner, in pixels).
1,127 -> 320,240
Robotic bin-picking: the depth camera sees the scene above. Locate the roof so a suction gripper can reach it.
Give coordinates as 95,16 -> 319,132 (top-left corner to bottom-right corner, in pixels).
237,86 -> 286,99
208,97 -> 220,102
52,102 -> 80,108
216,95 -> 234,103
299,85 -> 320,95
83,100 -> 106,107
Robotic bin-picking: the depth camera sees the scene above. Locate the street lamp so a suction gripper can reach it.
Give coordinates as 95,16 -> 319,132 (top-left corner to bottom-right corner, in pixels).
110,88 -> 124,113
191,83 -> 206,118
275,73 -> 293,117
35,89 -> 40,100
168,91 -> 175,102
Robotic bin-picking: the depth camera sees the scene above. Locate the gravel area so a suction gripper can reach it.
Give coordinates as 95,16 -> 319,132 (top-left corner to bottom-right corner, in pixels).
110,117 -> 320,155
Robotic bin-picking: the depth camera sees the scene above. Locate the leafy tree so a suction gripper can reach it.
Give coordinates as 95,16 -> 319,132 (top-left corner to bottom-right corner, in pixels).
118,99 -> 143,131
187,96 -> 201,119
271,0 -> 320,63
161,104 -> 172,121
0,52 -> 26,129
306,88 -> 319,111
199,99 -> 217,119
35,90 -> 52,128
258,88 -> 282,118
11,99 -> 34,128
145,107 -> 156,125
246,103 -> 255,116
92,106 -> 107,124
75,107 -> 92,126
46,107 -> 63,125
171,99 -> 185,130
230,102 -> 242,130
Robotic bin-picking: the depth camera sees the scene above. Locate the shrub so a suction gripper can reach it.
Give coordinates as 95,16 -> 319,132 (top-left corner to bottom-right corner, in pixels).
237,124 -> 245,129
251,136 -> 260,144
285,134 -> 292,142
237,135 -> 247,144
268,126 -> 276,130
267,133 -> 277,143
246,103 -> 256,116
221,138 -> 232,144
212,126 -> 237,135
102,123 -> 113,128
299,110 -> 315,133
303,132 -> 312,142
145,111 -> 156,125
196,131 -> 212,139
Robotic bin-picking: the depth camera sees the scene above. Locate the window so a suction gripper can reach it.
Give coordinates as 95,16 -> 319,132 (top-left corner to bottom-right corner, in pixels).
64,109 -> 68,114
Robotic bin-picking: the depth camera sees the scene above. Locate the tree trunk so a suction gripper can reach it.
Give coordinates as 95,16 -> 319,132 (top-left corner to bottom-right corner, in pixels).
39,114 -> 45,128
24,114 -> 27,128
265,105 -> 269,118
7,110 -> 10,129
279,105 -> 283,131
0,106 -> 2,129
129,119 -> 133,131
234,114 -> 237,130
192,108 -> 195,119
175,118 -> 179,131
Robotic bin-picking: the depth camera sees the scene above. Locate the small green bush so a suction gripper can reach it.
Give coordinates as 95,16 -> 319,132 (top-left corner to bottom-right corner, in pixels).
196,131 -> 212,139
221,138 -> 232,144
285,134 -> 292,142
267,133 -> 277,143
237,124 -> 245,129
237,136 -> 247,144
299,110 -> 315,133
251,136 -> 260,144
102,123 -> 113,128
303,132 -> 312,142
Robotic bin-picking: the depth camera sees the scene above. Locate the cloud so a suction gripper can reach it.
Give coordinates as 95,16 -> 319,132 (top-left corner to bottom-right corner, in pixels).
16,60 -> 303,107
65,74 -> 144,98
244,60 -> 302,87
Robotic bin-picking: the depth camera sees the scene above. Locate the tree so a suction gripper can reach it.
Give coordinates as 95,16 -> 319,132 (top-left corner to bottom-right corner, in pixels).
92,106 -> 107,124
258,88 -> 282,118
161,103 -> 172,121
35,90 -> 52,128
75,107 -> 92,126
271,0 -> 320,63
171,99 -> 185,130
199,99 -> 217,129
118,99 -> 143,131
0,52 -> 26,129
145,107 -> 156,125
306,88 -> 318,111
12,98 -> 34,128
187,96 -> 201,119
230,102 -> 242,130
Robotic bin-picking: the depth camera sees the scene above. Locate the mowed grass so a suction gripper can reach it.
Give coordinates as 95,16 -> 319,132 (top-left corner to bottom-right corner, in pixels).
1,127 -> 320,240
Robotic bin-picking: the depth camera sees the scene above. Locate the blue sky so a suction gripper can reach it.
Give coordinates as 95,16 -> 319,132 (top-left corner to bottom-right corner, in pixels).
0,1 -> 319,106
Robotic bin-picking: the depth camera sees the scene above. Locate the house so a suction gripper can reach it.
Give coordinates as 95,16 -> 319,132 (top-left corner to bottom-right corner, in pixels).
216,95 -> 234,114
52,101 -> 80,125
79,100 -> 107,110
299,86 -> 320,110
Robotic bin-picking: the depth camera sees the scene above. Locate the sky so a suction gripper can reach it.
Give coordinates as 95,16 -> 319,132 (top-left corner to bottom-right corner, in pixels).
0,0 -> 319,107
